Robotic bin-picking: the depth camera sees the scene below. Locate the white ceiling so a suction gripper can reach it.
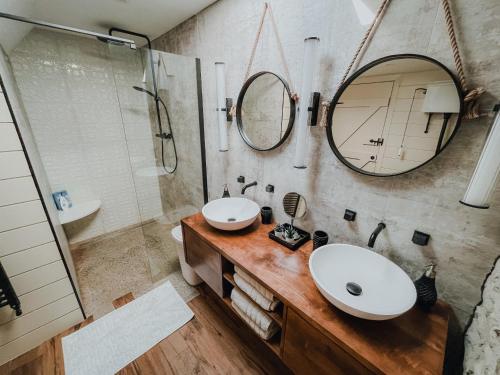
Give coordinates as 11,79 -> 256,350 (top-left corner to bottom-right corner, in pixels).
0,0 -> 216,52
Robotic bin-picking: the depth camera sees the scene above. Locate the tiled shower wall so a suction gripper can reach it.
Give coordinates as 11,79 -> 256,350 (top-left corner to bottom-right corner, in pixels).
152,0 -> 500,365
9,29 -> 162,243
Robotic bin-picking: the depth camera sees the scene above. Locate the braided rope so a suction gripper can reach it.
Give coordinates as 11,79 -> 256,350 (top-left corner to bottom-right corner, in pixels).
441,0 -> 485,119
338,0 -> 392,89
243,2 -> 296,98
244,3 -> 268,83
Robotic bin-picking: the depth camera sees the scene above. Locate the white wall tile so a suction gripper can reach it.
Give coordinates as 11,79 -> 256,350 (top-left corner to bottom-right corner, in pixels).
0,176 -> 39,207
0,123 -> 22,151
0,94 -> 13,122
0,221 -> 54,257
0,200 -> 46,232
0,151 -> 30,180
1,242 -> 61,277
10,260 -> 67,296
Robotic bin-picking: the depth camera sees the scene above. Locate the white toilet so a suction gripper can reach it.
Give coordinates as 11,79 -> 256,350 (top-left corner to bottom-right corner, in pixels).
171,225 -> 202,286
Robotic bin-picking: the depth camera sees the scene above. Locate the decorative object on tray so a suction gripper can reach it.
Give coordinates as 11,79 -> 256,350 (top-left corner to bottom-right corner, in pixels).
269,223 -> 310,251
52,190 -> 72,211
269,192 -> 310,250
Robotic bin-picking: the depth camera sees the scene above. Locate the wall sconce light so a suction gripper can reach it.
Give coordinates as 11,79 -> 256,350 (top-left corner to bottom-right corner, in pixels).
215,62 -> 232,152
293,36 -> 320,169
460,105 -> 500,209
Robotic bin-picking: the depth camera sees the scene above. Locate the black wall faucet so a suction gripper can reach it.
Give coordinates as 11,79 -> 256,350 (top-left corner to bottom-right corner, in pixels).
368,222 -> 386,248
241,181 -> 257,195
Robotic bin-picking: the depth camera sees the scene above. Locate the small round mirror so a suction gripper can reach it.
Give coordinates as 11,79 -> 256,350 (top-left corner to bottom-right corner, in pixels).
327,54 -> 463,176
236,71 -> 296,151
283,192 -> 307,220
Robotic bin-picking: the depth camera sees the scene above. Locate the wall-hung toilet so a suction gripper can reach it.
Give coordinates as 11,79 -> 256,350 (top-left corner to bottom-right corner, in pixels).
171,225 -> 203,286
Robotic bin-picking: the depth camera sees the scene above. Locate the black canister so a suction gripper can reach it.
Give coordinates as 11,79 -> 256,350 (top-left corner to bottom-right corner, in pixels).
261,206 -> 273,224
313,230 -> 328,250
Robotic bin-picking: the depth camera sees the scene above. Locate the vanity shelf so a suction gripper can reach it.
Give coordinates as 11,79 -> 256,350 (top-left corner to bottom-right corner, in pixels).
182,213 -> 451,375
222,271 -> 283,327
220,295 -> 281,356
58,199 -> 101,225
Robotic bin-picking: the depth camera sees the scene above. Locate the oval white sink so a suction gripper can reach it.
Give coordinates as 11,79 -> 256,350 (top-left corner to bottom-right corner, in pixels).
309,244 -> 416,320
202,197 -> 260,231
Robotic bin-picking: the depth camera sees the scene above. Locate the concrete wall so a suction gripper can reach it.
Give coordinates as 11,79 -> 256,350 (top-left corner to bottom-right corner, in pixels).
152,0 -> 500,370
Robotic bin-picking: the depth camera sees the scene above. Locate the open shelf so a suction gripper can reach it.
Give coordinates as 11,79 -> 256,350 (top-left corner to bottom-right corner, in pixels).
223,272 -> 283,327
58,199 -> 101,224
221,296 -> 281,356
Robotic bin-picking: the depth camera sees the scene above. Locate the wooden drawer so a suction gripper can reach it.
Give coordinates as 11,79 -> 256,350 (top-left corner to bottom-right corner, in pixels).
283,308 -> 373,375
183,225 -> 222,297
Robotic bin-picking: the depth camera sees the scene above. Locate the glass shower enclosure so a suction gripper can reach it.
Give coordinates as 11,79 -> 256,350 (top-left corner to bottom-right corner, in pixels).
4,25 -> 207,318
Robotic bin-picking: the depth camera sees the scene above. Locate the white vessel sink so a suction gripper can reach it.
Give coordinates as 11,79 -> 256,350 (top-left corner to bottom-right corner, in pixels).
309,244 -> 416,320
202,197 -> 260,231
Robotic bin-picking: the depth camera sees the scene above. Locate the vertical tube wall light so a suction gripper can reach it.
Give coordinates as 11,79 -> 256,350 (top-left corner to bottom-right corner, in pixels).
215,62 -> 229,152
460,105 -> 500,209
293,37 -> 320,169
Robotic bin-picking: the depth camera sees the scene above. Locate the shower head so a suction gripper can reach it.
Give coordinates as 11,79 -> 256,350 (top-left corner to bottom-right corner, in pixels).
133,86 -> 156,98
96,36 -> 136,49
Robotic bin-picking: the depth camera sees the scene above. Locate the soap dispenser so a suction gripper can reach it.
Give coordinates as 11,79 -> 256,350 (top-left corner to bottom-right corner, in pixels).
414,264 -> 438,308
222,184 -> 230,198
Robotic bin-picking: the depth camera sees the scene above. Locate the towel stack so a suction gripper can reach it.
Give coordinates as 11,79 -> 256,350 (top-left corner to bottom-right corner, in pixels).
230,266 -> 281,340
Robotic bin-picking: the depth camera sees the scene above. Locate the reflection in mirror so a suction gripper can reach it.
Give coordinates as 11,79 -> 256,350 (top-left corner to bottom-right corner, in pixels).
237,72 -> 295,151
283,192 -> 307,224
328,55 -> 462,176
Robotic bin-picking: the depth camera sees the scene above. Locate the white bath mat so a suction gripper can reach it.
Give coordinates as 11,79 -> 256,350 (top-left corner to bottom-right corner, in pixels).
62,281 -> 194,375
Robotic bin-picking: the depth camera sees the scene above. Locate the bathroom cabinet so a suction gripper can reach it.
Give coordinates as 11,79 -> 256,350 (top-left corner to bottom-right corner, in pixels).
182,213 -> 450,374
183,226 -> 223,297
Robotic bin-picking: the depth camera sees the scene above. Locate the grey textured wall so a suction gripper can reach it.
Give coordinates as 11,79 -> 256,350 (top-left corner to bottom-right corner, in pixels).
152,0 -> 500,368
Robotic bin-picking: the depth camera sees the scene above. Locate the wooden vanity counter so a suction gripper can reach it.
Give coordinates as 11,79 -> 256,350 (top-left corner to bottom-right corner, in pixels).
181,213 -> 450,375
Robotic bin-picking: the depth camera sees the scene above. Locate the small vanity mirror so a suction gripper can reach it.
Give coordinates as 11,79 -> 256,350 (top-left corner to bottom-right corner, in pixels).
283,192 -> 307,222
236,71 -> 296,151
327,54 -> 463,176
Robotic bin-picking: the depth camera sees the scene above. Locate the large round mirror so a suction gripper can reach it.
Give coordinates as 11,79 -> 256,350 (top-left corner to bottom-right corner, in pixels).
236,71 -> 296,151
327,54 -> 463,176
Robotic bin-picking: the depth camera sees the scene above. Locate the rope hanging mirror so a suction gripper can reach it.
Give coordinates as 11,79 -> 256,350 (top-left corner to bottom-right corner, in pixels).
235,2 -> 298,151
324,0 -> 486,177
318,0 -> 486,128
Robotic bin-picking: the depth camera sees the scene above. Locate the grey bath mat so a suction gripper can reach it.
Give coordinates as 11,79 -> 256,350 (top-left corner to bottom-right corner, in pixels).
62,281 -> 194,375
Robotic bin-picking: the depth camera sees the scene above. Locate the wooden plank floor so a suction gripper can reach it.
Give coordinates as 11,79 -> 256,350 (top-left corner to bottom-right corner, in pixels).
0,286 -> 290,375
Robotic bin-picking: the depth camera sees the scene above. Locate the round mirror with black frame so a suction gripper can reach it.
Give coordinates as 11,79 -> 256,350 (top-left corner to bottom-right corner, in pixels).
236,71 -> 296,151
326,54 -> 464,177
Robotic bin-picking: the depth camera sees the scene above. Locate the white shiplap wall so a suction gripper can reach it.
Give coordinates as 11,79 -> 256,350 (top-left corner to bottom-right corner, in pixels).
0,85 -> 84,365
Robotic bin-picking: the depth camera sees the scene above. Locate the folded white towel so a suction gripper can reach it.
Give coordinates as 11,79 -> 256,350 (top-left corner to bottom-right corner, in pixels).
235,266 -> 274,300
230,287 -> 279,340
234,273 -> 280,311
231,302 -> 279,341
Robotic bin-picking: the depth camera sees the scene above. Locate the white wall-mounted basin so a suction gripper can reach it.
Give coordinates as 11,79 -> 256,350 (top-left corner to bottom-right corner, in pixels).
309,244 -> 416,320
202,197 -> 260,231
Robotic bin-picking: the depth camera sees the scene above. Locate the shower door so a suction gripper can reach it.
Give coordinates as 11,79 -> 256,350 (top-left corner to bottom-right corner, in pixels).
108,45 -> 207,283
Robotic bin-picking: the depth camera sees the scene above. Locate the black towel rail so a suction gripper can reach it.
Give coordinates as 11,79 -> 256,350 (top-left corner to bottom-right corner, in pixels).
0,262 -> 22,316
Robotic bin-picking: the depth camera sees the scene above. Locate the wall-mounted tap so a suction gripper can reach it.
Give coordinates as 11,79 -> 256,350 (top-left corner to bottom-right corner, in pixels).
241,181 -> 257,195
368,222 -> 386,248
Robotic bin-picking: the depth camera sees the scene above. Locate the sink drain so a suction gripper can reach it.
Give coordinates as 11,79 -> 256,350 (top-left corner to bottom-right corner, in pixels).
227,217 -> 236,222
346,282 -> 362,296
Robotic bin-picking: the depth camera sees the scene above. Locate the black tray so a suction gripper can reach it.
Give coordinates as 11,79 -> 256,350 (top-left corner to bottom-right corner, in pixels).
268,224 -> 310,251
